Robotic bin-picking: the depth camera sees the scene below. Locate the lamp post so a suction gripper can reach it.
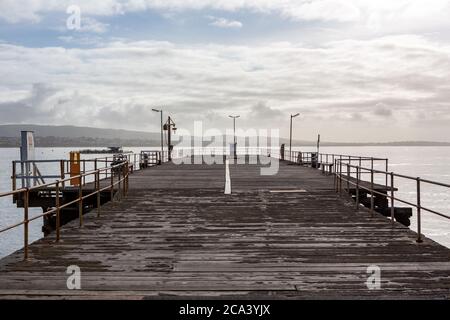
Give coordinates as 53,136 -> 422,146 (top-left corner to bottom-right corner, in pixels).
164,116 -> 177,161
289,113 -> 300,161
229,115 -> 240,159
317,134 -> 321,155
152,108 -> 164,163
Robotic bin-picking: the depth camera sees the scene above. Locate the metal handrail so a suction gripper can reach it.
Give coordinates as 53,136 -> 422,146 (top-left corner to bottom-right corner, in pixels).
10,152 -> 154,190
0,160 -> 133,260
335,160 -> 450,243
2,151 -> 164,258
286,150 -> 390,186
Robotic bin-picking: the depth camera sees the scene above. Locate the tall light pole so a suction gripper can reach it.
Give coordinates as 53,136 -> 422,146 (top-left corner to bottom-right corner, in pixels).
164,116 -> 177,161
152,108 -> 164,163
229,115 -> 240,159
290,113 -> 300,161
317,134 -> 321,154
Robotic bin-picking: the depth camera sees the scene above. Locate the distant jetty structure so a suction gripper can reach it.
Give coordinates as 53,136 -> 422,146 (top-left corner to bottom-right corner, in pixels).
79,146 -> 131,154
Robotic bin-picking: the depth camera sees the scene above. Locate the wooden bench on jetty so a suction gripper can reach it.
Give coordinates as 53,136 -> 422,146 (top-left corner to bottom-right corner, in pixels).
0,152 -> 449,299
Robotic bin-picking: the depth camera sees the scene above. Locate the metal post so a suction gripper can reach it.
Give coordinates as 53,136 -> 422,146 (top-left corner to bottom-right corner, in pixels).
370,169 -> 374,218
234,118 -> 237,158
339,161 -> 342,195
289,113 -> 300,162
60,160 -> 65,188
390,172 -> 395,226
110,169 -> 114,202
118,165 -> 122,202
56,181 -> 60,241
105,158 -> 108,179
346,164 -> 350,193
12,161 -> 16,192
122,164 -> 126,197
78,177 -> 83,227
168,116 -> 172,161
289,116 -> 293,162
23,189 -> 29,260
356,166 -> 360,211
126,166 -> 129,196
96,170 -> 101,217
417,178 -> 423,243
359,157 -> 362,178
160,110 -> 164,162
20,162 -> 25,189
385,159 -> 389,187
334,159 -> 337,193
82,159 -> 86,185
229,115 -> 239,160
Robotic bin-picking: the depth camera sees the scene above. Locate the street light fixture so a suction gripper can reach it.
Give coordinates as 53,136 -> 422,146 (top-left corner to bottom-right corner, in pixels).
229,115 -> 240,159
290,113 -> 300,162
152,108 -> 164,163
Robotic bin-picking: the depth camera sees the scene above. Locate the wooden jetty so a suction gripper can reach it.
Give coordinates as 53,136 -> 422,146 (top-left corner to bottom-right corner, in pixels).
0,155 -> 449,299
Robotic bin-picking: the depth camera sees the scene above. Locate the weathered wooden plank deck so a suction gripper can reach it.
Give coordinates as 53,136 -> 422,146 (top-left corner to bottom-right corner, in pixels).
0,156 -> 449,299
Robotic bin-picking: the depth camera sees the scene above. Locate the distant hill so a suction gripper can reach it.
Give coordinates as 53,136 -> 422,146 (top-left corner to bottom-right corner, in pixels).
0,124 -> 161,147
0,124 -> 449,147
0,124 -> 160,140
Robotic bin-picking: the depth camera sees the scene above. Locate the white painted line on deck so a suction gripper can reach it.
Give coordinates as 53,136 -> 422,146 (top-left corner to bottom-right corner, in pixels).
225,159 -> 231,194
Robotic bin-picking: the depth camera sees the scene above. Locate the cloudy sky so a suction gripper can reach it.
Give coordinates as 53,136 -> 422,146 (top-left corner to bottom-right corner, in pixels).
0,0 -> 450,142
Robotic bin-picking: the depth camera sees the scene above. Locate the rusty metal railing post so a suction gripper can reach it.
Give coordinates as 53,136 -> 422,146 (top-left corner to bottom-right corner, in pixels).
96,170 -> 101,217
106,157 -> 109,179
370,168 -> 374,218
82,159 -> 86,185
118,165 -> 122,202
371,157 -> 374,174
78,177 -> 83,227
127,166 -> 130,195
12,161 -> 16,192
23,188 -> 29,260
334,159 -> 338,193
356,166 -> 360,211
110,168 -> 114,202
60,160 -> 65,188
122,164 -> 126,197
346,164 -> 350,193
390,172 -> 395,226
385,159 -> 389,188
359,157 -> 362,178
122,162 -> 125,197
55,181 -> 60,241
339,161 -> 343,195
417,178 -> 423,243
333,161 -> 337,192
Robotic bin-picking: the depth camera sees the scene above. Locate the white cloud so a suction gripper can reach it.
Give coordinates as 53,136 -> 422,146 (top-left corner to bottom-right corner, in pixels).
80,17 -> 109,33
0,35 -> 450,141
1,0 -> 450,34
208,16 -> 243,29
